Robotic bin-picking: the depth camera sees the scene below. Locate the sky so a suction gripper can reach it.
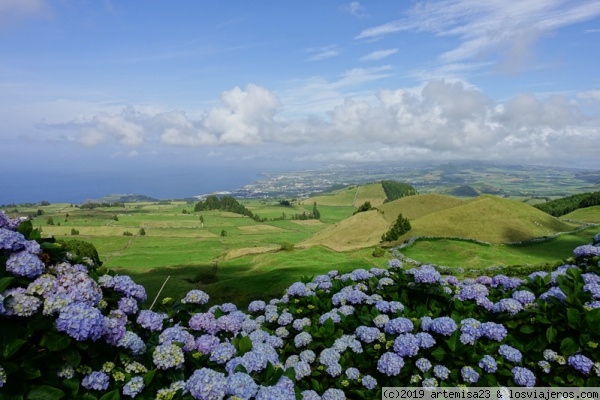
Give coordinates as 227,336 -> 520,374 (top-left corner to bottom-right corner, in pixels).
2,0 -> 600,203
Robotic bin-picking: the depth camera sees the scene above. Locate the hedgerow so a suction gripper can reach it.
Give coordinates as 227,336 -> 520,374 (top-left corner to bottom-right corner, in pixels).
1,211 -> 600,399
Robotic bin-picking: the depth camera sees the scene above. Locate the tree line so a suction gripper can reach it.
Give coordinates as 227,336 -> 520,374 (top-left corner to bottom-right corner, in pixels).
381,180 -> 417,202
534,190 -> 600,217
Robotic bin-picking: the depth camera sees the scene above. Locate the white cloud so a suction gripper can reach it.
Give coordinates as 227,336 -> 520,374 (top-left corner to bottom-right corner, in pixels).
41,80 -> 600,166
339,2 -> 368,18
356,0 -> 600,73
305,45 -> 340,62
359,49 -> 398,62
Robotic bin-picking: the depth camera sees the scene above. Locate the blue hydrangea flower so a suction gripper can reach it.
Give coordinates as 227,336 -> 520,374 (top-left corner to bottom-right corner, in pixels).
378,352 -> 405,376
123,376 -> 144,398
226,372 -> 259,399
416,332 -> 436,349
322,388 -> 347,400
385,317 -> 414,334
512,290 -> 536,305
248,300 -> 266,312
355,326 -> 381,343
209,342 -> 237,364
345,367 -> 360,380
408,265 -> 441,283
118,331 -> 146,355
189,312 -> 218,334
393,333 -> 420,357
3,288 -> 41,317
136,310 -> 167,331
159,325 -> 196,352
111,275 -> 147,302
434,365 -> 450,380
493,298 -> 523,315
294,332 -> 313,348
82,371 -> 109,391
0,228 -> 26,251
480,322 -> 507,341
301,390 -> 321,400
117,297 -> 139,315
361,375 -> 377,390
479,355 -> 498,373
461,366 -> 479,383
540,286 -> 566,302
430,316 -> 457,336
387,259 -> 402,268
6,251 -> 45,278
55,302 -> 104,341
182,289 -> 209,305
292,317 -> 311,331
153,343 -> 185,370
416,358 -> 432,372
186,368 -> 227,400
574,245 -> 600,257
568,354 -> 594,374
512,366 -> 536,387
499,344 -> 522,363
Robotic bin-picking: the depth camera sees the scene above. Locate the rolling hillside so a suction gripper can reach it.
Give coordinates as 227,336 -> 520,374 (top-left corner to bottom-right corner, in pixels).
301,183 -> 387,207
302,193 -> 580,250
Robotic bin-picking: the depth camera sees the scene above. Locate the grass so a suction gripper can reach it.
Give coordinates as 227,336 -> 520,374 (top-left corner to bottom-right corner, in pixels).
9,190 -> 600,308
400,226 -> 599,269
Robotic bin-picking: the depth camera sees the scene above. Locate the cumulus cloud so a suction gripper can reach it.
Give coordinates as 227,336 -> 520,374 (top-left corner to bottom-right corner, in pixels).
44,80 -> 600,166
356,0 -> 600,73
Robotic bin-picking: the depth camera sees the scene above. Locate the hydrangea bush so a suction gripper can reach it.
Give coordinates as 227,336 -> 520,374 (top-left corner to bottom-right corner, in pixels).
2,210 -> 600,399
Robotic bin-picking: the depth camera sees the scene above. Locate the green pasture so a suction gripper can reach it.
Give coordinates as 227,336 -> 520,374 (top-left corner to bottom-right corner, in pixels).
399,226 -> 599,269
117,245 -> 391,307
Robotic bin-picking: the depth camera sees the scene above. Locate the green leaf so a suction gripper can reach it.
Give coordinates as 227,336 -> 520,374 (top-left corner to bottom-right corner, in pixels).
3,338 -> 27,358
546,326 -> 557,343
586,309 -> 600,334
567,308 -> 581,329
27,385 -> 65,400
234,335 -> 253,356
445,331 -> 460,354
0,277 -> 14,292
519,325 -> 536,334
560,337 -> 580,356
99,390 -> 121,400
40,333 -> 72,352
430,346 -> 446,361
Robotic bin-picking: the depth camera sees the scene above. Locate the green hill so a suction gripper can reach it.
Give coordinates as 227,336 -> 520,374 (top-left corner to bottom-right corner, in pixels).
563,205 -> 600,223
301,182 -> 387,207
302,194 -> 580,250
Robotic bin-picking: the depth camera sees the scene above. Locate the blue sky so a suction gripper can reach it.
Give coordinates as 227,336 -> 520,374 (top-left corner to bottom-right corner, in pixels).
2,1 -> 600,202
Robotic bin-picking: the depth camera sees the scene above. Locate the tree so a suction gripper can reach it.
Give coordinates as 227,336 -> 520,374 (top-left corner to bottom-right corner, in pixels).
353,201 -> 372,215
381,213 -> 411,242
220,230 -> 227,237
312,202 -> 321,220
138,228 -> 146,236
46,217 -> 54,226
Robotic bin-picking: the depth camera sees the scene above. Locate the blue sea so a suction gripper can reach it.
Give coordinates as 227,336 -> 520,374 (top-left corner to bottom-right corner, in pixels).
1,167 -> 268,205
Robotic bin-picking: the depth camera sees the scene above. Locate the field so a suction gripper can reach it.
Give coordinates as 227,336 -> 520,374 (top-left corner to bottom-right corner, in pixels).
8,187 -> 600,307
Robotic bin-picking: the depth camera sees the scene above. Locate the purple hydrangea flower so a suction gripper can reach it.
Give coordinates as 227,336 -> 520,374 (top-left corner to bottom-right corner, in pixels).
117,297 -> 139,315
209,342 -> 237,364
118,331 -> 146,355
3,288 -> 41,317
512,290 -> 536,305
248,300 -> 266,313
189,312 -> 218,334
112,275 -> 147,302
159,325 -> 196,352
